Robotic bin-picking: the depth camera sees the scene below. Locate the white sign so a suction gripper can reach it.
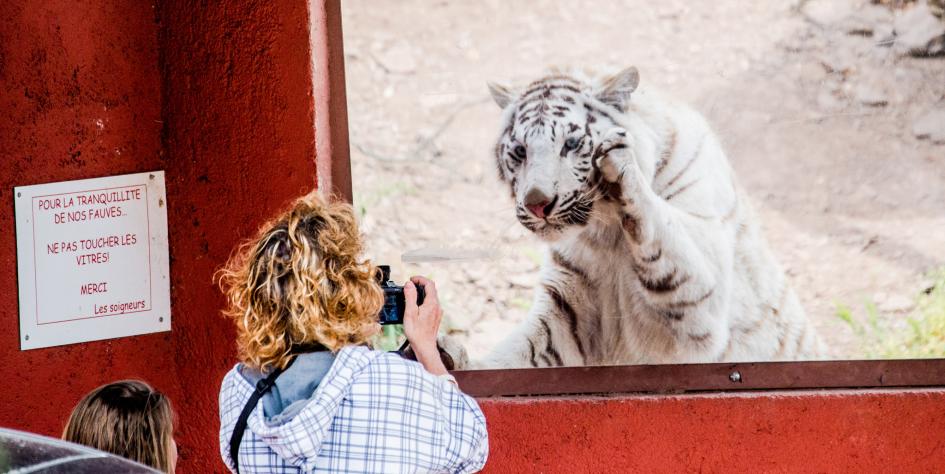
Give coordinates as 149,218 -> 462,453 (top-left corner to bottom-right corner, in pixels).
14,171 -> 171,350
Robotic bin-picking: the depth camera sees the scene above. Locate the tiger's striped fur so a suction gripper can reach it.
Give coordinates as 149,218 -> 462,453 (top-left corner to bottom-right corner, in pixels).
469,67 -> 824,368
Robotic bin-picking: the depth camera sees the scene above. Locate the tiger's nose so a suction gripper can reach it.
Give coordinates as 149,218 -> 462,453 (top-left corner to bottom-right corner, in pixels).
524,188 -> 556,219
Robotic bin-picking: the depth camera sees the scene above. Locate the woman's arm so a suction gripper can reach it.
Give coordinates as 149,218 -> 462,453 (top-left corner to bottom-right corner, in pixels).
404,276 -> 489,471
403,276 -> 449,376
437,382 -> 489,473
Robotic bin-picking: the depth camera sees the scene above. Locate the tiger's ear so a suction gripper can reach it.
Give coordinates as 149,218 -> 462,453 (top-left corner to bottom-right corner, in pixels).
487,82 -> 516,109
595,67 -> 640,111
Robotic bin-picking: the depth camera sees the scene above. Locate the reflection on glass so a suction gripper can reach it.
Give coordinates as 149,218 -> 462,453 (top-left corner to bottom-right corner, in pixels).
0,427 -> 160,473
343,1 -> 945,367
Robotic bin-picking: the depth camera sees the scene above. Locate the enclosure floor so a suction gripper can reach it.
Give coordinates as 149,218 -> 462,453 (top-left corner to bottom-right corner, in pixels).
342,0 -> 945,361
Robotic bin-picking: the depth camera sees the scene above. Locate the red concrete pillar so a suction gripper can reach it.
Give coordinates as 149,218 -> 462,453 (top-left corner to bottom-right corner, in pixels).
157,1 -> 316,470
1,1 -> 317,471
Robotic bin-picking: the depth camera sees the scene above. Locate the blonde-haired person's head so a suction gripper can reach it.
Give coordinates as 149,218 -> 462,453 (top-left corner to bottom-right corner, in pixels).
63,380 -> 177,473
217,192 -> 384,372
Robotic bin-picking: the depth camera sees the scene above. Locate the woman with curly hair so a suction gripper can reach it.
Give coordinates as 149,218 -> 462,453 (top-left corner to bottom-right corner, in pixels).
216,192 -> 488,473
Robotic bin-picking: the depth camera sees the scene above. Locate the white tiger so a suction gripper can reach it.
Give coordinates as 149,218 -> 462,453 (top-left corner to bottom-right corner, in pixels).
458,67 -> 824,368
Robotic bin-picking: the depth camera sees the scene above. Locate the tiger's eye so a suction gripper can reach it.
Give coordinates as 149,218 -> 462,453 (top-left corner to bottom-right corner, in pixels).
513,145 -> 527,159
564,137 -> 580,152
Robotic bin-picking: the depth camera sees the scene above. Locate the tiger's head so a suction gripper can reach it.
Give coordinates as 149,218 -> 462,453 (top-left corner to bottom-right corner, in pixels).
489,67 -> 640,241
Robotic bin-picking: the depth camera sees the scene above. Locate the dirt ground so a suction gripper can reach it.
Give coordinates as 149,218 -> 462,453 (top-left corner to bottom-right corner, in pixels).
340,0 -> 945,361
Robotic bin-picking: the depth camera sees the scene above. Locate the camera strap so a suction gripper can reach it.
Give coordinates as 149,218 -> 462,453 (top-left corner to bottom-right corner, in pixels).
229,343 -> 327,473
395,339 -> 411,356
393,340 -> 456,371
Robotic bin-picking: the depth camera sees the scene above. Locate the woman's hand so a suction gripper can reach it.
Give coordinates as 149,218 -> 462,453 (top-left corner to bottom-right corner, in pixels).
403,276 -> 448,376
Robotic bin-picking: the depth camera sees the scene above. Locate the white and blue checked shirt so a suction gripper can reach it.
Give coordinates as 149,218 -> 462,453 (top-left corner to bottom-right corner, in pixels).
219,345 -> 488,473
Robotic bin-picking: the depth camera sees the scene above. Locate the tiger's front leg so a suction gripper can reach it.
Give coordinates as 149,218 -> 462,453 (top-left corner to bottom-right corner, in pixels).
461,292 -> 592,369
594,128 -> 731,360
456,265 -> 598,369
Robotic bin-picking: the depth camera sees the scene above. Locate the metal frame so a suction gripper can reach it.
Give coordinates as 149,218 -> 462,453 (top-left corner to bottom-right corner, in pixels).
312,0 -> 945,397
310,0 -> 353,203
452,359 -> 945,398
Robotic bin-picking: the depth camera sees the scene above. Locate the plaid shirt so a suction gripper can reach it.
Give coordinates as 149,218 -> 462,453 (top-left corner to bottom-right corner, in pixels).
219,345 -> 488,473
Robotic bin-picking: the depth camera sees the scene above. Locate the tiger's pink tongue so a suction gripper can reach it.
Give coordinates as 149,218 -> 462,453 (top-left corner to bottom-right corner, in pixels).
527,204 -> 546,219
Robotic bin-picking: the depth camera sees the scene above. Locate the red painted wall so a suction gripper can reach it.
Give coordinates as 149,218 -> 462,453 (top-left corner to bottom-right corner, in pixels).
1,0 -> 172,436
0,1 -> 316,472
480,390 -> 945,473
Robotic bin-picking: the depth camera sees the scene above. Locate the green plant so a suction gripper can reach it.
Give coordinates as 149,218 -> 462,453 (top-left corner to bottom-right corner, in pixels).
520,246 -> 543,267
510,296 -> 531,311
353,181 -> 416,217
885,269 -> 945,358
372,323 -> 405,352
834,268 -> 945,358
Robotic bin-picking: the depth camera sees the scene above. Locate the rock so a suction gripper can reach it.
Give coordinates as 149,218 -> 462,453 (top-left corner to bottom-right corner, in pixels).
463,265 -> 486,284
841,234 -> 862,246
838,5 -> 895,37
798,61 -> 827,82
819,54 -> 855,76
817,90 -> 845,110
890,67 -> 926,103
873,24 -> 898,45
878,293 -> 915,313
375,41 -> 418,74
445,308 -> 476,332
656,5 -> 685,20
419,93 -> 458,110
893,3 -> 945,56
507,273 -> 535,289
360,213 -> 377,234
920,277 -> 939,295
802,0 -> 859,26
912,109 -> 945,144
853,81 -> 889,107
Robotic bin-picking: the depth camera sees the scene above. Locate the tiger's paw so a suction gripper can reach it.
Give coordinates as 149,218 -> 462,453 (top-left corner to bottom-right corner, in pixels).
594,127 -> 634,184
437,333 -> 470,370
400,334 -> 469,370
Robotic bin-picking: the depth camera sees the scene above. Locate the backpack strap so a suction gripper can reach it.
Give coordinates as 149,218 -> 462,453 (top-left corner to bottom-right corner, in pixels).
228,356 -> 297,474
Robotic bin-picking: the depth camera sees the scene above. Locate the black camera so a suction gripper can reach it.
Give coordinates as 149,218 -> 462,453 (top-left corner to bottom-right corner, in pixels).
376,265 -> 425,325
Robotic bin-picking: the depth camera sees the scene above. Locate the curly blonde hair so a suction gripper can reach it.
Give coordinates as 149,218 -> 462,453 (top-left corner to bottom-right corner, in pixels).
217,192 -> 383,371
